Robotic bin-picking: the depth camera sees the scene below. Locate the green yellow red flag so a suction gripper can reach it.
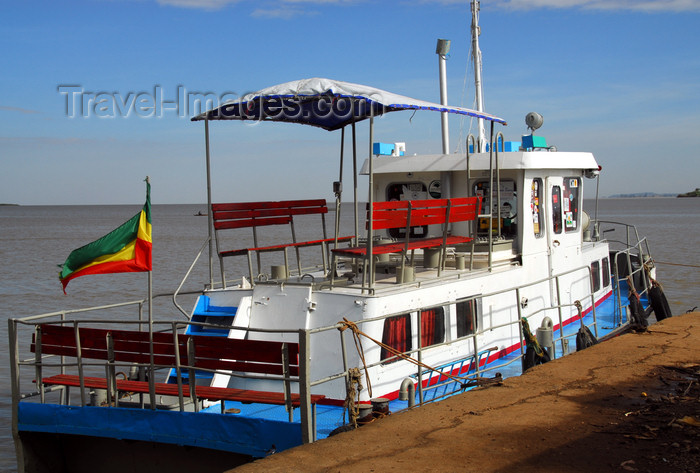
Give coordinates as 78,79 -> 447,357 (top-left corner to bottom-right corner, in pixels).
59,181 -> 152,293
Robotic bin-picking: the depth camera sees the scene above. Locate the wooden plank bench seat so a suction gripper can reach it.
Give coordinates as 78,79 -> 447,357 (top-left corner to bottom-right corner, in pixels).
212,199 -> 353,285
40,374 -> 323,407
331,197 -> 481,286
31,324 -> 324,416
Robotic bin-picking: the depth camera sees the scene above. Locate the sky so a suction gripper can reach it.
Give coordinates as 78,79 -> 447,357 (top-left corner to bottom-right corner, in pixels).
1,0 -> 699,205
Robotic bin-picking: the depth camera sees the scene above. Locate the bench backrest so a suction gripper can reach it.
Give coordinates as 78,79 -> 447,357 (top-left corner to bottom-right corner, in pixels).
212,199 -> 328,231
32,324 -> 300,376
371,197 -> 481,232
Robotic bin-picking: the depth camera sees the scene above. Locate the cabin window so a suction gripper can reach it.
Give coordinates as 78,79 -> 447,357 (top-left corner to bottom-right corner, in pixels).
420,307 -> 445,348
551,186 -> 562,234
602,257 -> 611,288
381,313 -> 412,363
473,179 -> 517,238
531,178 -> 543,238
591,261 -> 601,292
563,177 -> 581,233
456,299 -> 478,338
385,182 -> 428,239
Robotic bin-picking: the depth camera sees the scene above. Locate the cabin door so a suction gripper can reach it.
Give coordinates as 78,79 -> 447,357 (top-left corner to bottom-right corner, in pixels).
545,176 -> 583,304
545,177 -> 565,304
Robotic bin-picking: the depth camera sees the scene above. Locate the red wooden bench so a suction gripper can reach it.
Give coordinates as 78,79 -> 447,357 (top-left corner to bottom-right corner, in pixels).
331,197 -> 481,286
212,199 -> 353,285
31,324 -> 324,419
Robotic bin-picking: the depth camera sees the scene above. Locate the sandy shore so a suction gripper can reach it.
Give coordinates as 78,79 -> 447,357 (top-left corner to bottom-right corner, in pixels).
232,312 -> 700,473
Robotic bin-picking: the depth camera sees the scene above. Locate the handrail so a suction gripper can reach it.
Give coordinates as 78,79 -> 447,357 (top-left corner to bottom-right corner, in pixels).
10,221 -> 650,445
172,236 -> 210,318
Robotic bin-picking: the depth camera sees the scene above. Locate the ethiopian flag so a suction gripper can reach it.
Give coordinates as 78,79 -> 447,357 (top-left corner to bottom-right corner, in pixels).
59,181 -> 152,293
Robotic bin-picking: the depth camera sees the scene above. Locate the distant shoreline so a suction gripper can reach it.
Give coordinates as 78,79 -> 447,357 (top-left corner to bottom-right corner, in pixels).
606,193 -> 676,198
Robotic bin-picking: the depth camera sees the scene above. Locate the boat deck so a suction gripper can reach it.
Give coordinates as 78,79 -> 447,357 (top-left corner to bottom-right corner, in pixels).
202,291 -> 639,443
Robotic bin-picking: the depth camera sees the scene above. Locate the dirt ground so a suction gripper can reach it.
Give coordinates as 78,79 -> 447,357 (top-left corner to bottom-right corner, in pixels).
233,312 -> 700,473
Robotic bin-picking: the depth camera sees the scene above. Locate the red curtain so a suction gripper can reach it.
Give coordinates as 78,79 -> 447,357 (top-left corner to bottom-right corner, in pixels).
421,309 -> 436,348
381,315 -> 410,362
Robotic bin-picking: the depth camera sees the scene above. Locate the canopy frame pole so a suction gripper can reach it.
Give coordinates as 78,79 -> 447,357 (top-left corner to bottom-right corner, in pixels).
352,121 -> 359,243
204,117 -> 216,289
488,120 -> 494,271
367,114 -> 375,290
332,127 -> 345,276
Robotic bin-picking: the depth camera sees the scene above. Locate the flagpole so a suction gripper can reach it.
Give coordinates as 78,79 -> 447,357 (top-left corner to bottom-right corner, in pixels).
146,176 -> 156,409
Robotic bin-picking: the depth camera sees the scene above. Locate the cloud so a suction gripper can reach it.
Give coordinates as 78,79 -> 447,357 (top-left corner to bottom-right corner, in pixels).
0,105 -> 39,114
156,0 -> 363,12
155,0 -> 241,9
487,0 -> 700,12
251,5 -> 319,18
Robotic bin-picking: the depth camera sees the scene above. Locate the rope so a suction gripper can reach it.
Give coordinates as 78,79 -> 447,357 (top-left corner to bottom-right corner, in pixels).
345,367 -> 363,428
653,260 -> 700,269
338,318 -> 372,399
338,318 -> 473,391
520,317 -> 546,360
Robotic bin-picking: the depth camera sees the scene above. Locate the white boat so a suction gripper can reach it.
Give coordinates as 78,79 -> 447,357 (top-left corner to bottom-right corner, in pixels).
9,2 -> 671,471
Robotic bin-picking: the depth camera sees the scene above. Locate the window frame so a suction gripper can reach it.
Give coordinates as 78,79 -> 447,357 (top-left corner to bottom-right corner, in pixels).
602,257 -> 611,288
591,260 -> 601,293
562,177 -> 581,233
551,185 -> 563,234
531,178 -> 543,238
380,313 -> 412,364
419,306 -> 445,348
456,299 -> 479,338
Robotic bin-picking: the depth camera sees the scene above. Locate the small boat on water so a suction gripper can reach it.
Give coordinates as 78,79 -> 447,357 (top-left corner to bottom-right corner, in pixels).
9,2 -> 672,472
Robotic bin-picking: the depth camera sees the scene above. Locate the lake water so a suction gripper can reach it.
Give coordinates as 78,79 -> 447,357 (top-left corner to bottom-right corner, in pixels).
1,198 -> 698,472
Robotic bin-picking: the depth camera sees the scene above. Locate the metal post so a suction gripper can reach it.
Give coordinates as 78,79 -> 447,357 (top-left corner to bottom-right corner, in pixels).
8,319 -> 26,473
417,310 -> 424,405
367,115 -> 375,289
495,133 -> 502,236
74,322 -> 86,407
148,271 -> 156,410
298,329 -> 313,444
515,288 -> 525,369
60,312 -> 67,405
471,0 -> 487,152
555,276 -> 565,350
352,122 -> 359,243
106,332 -> 115,407
339,327 -> 350,424
488,121 -> 495,270
187,338 -> 198,413
172,323 -> 185,412
204,117 -> 215,288
281,343 -> 293,422
333,127 -> 345,269
34,326 -> 44,404
588,268 -> 600,338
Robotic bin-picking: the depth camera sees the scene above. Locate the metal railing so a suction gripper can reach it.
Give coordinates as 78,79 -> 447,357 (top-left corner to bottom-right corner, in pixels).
10,224 -> 650,449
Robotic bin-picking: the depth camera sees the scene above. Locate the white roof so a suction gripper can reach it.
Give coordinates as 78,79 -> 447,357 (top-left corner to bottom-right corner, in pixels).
361,151 -> 600,174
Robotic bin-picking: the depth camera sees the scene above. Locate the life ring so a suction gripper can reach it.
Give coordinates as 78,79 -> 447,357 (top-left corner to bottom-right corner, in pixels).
649,281 -> 672,321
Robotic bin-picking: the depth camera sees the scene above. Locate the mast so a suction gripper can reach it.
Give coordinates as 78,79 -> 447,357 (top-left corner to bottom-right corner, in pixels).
471,1 -> 487,152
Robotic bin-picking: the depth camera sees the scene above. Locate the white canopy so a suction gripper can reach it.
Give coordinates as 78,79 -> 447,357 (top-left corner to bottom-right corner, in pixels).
192,77 -> 506,131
